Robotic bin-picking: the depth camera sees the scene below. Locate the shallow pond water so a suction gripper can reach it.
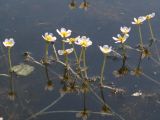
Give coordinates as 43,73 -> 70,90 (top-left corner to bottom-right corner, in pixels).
0,0 -> 160,120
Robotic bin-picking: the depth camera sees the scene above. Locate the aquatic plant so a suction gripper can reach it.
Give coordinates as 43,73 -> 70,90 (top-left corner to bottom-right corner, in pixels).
1,11 -> 160,120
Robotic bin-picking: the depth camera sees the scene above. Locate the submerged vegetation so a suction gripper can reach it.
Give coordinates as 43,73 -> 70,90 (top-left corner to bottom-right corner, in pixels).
0,12 -> 160,120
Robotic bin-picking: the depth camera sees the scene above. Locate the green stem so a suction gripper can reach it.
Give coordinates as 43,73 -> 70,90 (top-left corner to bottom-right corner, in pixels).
72,43 -> 78,63
137,52 -> 142,69
121,43 -> 126,67
147,20 -> 154,39
52,44 -> 59,61
147,20 -> 160,61
138,25 -> 144,49
62,41 -> 65,50
44,65 -> 50,82
8,47 -> 14,93
9,72 -> 14,92
100,54 -> 106,85
65,55 -> 68,66
83,47 -> 88,79
8,47 -> 12,70
79,47 -> 83,64
45,42 -> 49,61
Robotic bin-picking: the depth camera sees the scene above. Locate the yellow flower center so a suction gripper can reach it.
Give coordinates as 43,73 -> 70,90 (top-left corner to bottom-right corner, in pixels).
146,15 -> 151,20
104,48 -> 110,52
80,41 -> 88,47
61,32 -> 68,38
63,50 -> 69,55
45,35 -> 53,41
69,38 -> 76,43
118,37 -> 125,43
5,41 -> 13,46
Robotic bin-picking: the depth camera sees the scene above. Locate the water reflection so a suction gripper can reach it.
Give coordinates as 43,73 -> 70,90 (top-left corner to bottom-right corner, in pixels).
69,0 -> 89,10
0,0 -> 160,120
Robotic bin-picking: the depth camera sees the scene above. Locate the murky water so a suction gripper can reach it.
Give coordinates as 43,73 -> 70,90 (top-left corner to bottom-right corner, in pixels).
0,0 -> 160,120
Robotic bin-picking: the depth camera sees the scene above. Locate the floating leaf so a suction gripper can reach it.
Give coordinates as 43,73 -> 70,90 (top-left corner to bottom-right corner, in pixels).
11,64 -> 34,76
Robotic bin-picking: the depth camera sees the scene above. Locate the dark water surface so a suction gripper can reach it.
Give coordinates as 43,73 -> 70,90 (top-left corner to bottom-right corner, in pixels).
0,0 -> 160,120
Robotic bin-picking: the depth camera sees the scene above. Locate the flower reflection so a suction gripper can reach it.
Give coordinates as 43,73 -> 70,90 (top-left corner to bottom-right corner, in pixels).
76,110 -> 89,120
8,91 -> 16,101
45,80 -> 54,91
141,48 -> 151,59
113,65 -> 129,78
101,104 -> 112,116
69,0 -> 77,9
130,67 -> 142,76
59,85 -> 70,96
80,81 -> 89,93
79,0 -> 89,10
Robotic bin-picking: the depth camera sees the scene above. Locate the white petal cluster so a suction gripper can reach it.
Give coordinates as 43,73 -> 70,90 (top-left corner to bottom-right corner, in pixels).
3,38 -> 15,48
120,26 -> 131,34
42,32 -> 57,42
75,36 -> 92,47
112,34 -> 129,43
58,48 -> 74,55
56,28 -> 72,38
99,45 -> 112,54
131,16 -> 146,25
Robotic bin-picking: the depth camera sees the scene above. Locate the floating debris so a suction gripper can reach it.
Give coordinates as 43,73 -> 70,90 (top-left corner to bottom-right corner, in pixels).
131,91 -> 142,97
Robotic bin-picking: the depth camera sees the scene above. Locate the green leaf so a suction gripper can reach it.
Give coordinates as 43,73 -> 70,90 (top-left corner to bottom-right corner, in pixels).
11,64 -> 34,76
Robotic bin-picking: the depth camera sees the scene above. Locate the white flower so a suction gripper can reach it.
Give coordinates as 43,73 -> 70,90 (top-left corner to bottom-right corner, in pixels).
145,12 -> 155,20
131,16 -> 146,25
120,26 -> 131,34
112,34 -> 129,43
75,36 -> 92,47
42,32 -> 57,42
58,48 -> 74,55
63,36 -> 80,44
3,38 -> 15,48
56,28 -> 72,38
99,45 -> 112,54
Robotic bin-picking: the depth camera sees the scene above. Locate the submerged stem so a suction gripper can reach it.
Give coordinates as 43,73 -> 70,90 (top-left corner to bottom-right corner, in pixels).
137,52 -> 142,69
83,91 -> 86,111
100,54 -> 106,85
100,87 -> 105,103
44,65 -> 50,82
